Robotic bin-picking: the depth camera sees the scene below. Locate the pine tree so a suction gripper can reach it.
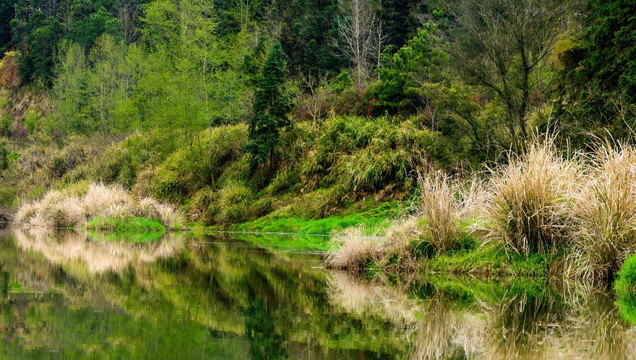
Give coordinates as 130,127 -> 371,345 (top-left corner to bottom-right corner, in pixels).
245,41 -> 290,171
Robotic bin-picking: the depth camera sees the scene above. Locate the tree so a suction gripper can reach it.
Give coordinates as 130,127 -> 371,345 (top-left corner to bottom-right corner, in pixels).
374,23 -> 447,113
245,41 -> 291,171
334,0 -> 383,87
0,0 -> 14,56
450,0 -> 565,152
555,0 -> 636,140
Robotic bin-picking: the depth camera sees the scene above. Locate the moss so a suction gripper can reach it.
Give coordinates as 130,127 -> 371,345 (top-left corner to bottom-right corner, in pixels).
87,216 -> 166,234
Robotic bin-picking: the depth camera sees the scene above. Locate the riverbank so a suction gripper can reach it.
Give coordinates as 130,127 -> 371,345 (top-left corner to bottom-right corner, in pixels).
326,139 -> 636,286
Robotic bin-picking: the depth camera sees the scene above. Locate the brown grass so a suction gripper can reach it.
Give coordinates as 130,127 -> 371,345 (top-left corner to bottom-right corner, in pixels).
568,145 -> 636,280
326,172 -> 482,272
15,183 -> 183,229
485,138 -> 580,255
415,172 -> 474,254
325,227 -> 381,271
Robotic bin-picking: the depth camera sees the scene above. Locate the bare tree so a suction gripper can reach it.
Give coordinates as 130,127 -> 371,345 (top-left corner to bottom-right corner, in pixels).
118,0 -> 139,43
451,0 -> 565,152
374,20 -> 388,79
298,72 -> 331,128
334,0 -> 383,87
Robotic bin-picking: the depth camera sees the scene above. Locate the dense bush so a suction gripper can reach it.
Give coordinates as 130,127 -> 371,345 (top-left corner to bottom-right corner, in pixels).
149,124 -> 248,201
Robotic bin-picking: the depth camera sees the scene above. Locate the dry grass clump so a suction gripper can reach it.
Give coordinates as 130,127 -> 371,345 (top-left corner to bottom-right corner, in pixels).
325,227 -> 382,271
486,139 -> 580,255
16,183 -> 182,229
415,172 -> 474,254
326,172 -> 482,272
568,146 -> 636,280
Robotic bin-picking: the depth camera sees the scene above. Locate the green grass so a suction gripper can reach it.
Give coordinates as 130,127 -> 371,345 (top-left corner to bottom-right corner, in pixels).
232,201 -> 402,235
422,244 -> 556,278
87,216 -> 166,234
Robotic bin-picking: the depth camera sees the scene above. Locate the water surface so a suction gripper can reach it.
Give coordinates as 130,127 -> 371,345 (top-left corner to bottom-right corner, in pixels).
1,227 -> 635,359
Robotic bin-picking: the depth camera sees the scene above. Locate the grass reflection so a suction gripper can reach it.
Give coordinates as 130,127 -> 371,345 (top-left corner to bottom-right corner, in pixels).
14,228 -> 184,274
328,275 -> 636,360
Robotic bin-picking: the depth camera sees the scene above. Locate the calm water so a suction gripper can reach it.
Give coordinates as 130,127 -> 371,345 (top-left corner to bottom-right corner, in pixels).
1,227 -> 636,359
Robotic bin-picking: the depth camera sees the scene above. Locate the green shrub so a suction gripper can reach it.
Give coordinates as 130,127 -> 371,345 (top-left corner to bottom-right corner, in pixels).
150,124 -> 248,202
216,182 -> 253,224
23,107 -> 43,134
0,141 -> 8,171
186,187 -> 219,223
615,254 -> 636,297
0,185 -> 17,207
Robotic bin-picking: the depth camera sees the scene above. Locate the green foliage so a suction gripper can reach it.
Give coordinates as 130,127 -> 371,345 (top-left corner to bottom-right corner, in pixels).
299,116 -> 450,192
246,41 -> 291,170
373,23 -> 448,114
67,6 -> 123,49
216,182 -> 253,224
149,124 -> 248,201
615,254 -> 636,298
0,111 -> 12,137
0,141 -> 8,171
0,0 -> 13,54
556,0 -> 636,140
234,201 -> 401,235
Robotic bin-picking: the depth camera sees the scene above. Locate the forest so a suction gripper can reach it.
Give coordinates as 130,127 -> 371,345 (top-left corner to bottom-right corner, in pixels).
0,0 -> 636,279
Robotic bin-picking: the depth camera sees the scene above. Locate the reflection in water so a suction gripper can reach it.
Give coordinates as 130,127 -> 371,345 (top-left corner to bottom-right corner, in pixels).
327,273 -> 636,360
1,228 -> 636,359
14,228 -> 183,274
241,264 -> 289,360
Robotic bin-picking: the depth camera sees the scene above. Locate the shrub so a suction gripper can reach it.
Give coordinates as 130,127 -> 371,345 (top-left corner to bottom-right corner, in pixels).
569,146 -> 636,280
215,182 -> 253,224
486,139 -> 580,255
150,124 -> 248,201
186,187 -> 219,223
0,141 -> 8,170
0,112 -> 11,137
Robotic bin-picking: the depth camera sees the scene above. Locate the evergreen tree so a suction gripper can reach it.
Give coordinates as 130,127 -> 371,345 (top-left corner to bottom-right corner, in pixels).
245,41 -> 290,171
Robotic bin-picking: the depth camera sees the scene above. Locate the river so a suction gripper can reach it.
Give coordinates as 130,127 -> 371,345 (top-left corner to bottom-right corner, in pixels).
1,227 -> 635,359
